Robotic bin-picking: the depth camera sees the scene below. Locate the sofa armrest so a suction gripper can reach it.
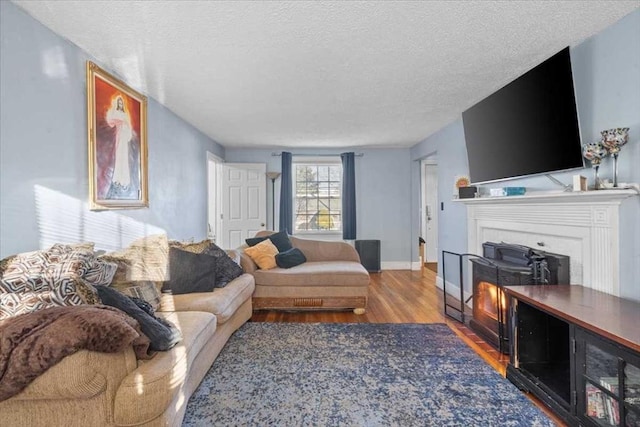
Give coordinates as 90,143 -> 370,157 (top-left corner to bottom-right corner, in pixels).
239,251 -> 258,274
291,237 -> 361,263
5,348 -> 137,401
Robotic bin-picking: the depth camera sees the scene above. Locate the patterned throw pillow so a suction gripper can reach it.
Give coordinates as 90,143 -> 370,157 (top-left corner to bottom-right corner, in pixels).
0,245 -> 99,321
106,234 -> 169,282
83,258 -> 118,286
98,255 -> 132,284
243,239 -> 279,270
169,239 -> 211,254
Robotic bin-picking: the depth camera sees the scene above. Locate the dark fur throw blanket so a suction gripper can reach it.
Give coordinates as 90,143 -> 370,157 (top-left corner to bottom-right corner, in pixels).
0,305 -> 153,402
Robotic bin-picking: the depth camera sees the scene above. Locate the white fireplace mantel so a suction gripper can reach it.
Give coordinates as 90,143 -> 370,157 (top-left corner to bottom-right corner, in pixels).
456,189 -> 638,206
456,189 -> 639,297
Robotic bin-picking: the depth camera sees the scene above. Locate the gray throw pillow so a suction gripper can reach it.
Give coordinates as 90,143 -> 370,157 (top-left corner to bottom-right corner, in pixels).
161,247 -> 217,294
202,244 -> 243,288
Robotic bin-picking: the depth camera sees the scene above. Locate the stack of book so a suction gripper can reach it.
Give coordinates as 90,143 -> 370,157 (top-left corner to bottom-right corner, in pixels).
599,377 -> 620,425
586,383 -> 610,423
586,377 -> 640,425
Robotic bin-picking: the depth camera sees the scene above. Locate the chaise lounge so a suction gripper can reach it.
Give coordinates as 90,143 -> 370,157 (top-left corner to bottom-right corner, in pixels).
240,231 -> 370,314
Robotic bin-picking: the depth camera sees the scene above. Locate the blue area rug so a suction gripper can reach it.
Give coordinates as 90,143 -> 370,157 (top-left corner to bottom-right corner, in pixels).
183,323 -> 553,426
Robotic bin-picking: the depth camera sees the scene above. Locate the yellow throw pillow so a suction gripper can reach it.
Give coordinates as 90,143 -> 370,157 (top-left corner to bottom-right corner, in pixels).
244,239 -> 279,270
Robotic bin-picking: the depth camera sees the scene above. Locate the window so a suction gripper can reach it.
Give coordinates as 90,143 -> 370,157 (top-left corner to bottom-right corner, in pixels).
294,162 -> 342,232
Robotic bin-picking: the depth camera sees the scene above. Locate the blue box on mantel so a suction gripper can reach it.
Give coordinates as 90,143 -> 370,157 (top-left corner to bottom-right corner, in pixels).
489,187 -> 527,197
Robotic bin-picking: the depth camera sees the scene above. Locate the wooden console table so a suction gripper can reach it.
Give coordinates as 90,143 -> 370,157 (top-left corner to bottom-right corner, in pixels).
504,285 -> 640,426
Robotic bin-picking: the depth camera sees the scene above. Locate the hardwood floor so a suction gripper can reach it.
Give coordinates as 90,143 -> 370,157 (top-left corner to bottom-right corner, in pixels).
251,268 -> 565,426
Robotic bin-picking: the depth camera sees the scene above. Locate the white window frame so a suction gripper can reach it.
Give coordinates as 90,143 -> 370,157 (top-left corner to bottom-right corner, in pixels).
293,156 -> 342,238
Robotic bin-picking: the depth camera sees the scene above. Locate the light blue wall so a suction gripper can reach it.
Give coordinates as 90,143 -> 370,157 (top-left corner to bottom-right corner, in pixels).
225,147 -> 413,264
410,9 -> 640,299
410,121 -> 469,261
0,2 -> 225,257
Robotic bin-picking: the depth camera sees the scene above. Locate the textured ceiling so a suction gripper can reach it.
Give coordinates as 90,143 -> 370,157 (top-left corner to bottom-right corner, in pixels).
13,1 -> 640,148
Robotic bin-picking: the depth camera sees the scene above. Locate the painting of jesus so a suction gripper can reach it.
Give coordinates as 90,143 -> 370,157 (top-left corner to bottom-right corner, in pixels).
87,61 -> 147,209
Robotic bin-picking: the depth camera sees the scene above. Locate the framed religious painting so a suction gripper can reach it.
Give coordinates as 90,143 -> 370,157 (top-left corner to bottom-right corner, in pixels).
87,61 -> 148,210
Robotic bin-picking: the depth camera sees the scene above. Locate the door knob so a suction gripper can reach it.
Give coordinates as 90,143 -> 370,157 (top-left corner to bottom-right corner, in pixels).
261,223 -> 266,227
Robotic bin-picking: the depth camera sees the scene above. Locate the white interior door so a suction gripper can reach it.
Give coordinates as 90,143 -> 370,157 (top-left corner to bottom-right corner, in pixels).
423,160 -> 439,263
220,163 -> 267,249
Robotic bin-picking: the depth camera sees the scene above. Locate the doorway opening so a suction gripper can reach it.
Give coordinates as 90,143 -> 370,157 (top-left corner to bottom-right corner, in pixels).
421,155 -> 439,273
207,152 -> 223,244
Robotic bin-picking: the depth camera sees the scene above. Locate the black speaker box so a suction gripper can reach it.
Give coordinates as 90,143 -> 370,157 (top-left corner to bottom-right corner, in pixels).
458,186 -> 478,199
355,240 -> 381,273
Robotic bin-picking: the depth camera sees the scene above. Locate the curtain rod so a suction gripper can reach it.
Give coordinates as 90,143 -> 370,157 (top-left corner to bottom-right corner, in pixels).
271,152 -> 364,157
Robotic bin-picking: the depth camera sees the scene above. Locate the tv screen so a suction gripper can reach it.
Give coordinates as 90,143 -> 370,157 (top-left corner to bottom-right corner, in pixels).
462,47 -> 583,185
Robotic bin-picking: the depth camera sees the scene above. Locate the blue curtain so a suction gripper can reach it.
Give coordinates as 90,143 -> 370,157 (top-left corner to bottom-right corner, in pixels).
279,152 -> 293,234
341,152 -> 356,240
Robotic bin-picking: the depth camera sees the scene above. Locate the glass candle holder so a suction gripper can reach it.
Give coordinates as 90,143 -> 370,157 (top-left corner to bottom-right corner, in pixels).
582,142 -> 607,190
601,128 -> 629,187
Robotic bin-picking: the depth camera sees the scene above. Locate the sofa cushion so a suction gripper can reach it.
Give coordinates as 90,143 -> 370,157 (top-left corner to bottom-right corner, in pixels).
161,247 -> 217,295
275,248 -> 307,269
159,273 -> 254,324
253,261 -> 369,287
113,311 -> 216,425
246,230 -> 293,252
244,239 -> 279,270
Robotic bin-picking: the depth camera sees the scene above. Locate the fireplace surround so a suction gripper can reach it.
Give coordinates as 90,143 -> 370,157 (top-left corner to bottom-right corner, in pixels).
456,190 -> 638,299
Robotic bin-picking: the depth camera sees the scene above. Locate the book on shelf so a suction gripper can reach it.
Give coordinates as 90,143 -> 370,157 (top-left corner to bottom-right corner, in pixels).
586,383 -> 608,421
599,377 -> 620,425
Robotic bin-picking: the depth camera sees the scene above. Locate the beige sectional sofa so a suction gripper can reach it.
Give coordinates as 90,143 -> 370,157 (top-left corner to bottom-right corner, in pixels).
0,253 -> 255,426
241,232 -> 370,313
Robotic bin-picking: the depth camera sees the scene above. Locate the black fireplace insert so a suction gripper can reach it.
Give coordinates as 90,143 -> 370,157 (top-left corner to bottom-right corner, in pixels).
469,242 -> 570,353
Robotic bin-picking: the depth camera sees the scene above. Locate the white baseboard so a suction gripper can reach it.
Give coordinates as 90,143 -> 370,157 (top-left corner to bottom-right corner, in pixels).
435,276 -> 473,307
381,261 -> 413,270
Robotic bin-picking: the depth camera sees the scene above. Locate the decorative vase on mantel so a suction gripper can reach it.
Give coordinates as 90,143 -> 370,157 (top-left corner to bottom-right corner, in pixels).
582,141 -> 607,190
601,127 -> 630,188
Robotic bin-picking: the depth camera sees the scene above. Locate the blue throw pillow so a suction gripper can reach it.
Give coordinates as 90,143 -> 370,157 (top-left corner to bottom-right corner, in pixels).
275,248 -> 307,269
246,231 -> 293,252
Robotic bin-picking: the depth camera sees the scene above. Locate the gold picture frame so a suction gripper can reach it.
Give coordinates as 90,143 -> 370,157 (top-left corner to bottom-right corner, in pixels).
87,61 -> 148,210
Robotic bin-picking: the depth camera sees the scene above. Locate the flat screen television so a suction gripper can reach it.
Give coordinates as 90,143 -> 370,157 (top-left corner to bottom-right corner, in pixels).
462,47 -> 584,185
